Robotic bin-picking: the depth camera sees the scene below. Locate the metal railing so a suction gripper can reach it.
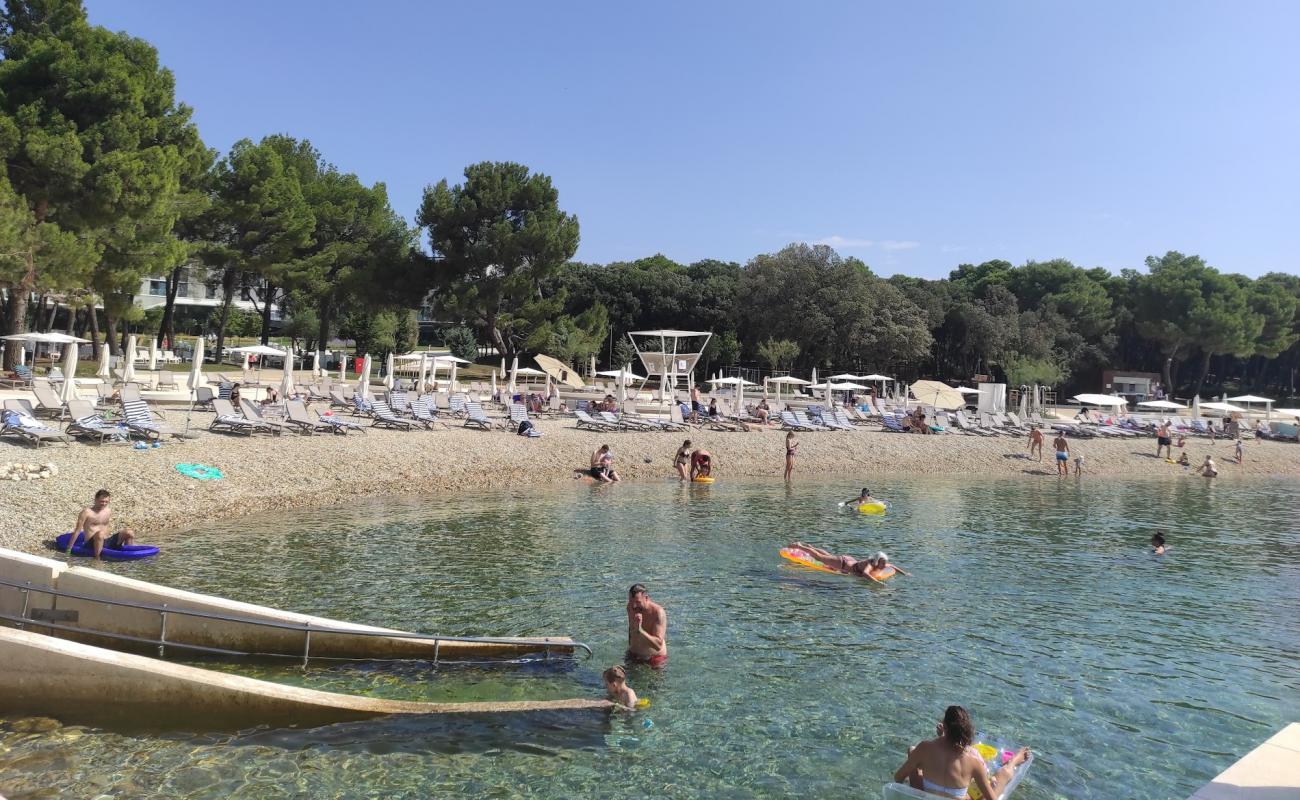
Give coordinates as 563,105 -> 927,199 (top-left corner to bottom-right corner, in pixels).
0,576 -> 591,667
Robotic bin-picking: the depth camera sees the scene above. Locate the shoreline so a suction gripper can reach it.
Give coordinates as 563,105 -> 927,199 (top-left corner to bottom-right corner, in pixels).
3,411 -> 1298,554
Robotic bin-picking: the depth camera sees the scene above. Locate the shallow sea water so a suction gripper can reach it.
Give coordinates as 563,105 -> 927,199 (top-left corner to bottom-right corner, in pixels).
2,476 -> 1297,799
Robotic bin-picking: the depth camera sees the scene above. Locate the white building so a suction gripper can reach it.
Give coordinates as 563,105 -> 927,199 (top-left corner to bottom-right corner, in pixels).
135,266 -> 279,320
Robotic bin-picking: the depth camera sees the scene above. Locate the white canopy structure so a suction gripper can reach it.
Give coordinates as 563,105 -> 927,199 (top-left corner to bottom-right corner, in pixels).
708,376 -> 756,386
1137,399 -> 1188,410
954,386 -> 981,395
1200,401 -> 1246,414
1073,393 -> 1128,407
1272,408 -> 1300,418
597,368 -> 646,384
628,329 -> 712,409
810,382 -> 867,391
860,373 -> 892,382
1226,394 -> 1274,418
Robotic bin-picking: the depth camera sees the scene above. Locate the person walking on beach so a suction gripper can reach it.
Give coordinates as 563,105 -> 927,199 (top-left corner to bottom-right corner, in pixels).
626,584 -> 668,668
1155,421 -> 1173,460
1234,437 -> 1244,465
784,432 -> 799,481
69,489 -> 135,560
1027,427 -> 1043,461
1052,433 -> 1070,476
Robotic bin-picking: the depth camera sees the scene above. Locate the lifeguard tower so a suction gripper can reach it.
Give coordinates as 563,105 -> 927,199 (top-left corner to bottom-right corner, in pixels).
627,329 -> 712,411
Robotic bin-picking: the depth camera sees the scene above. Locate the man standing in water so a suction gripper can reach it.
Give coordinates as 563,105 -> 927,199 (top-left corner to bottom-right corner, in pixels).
1052,432 -> 1070,476
70,489 -> 135,560
626,583 -> 668,668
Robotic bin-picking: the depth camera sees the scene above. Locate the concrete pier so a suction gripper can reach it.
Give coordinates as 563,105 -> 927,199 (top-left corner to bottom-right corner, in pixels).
1187,723 -> 1300,800
0,546 -> 582,661
0,626 -> 610,730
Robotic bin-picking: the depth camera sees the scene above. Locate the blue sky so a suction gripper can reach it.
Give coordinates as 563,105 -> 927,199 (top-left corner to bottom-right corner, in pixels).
88,1 -> 1299,279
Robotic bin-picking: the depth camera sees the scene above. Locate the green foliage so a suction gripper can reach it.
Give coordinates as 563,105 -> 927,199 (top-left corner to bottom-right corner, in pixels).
442,325 -> 479,361
611,337 -> 637,370
1002,354 -> 1068,387
418,161 -> 580,362
757,338 -> 800,370
545,303 -> 608,368
225,308 -> 260,338
394,310 -> 420,355
340,308 -> 399,356
281,308 -> 319,344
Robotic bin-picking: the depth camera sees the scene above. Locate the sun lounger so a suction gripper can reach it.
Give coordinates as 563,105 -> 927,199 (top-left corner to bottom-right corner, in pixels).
207,398 -> 267,435
351,394 -> 374,415
509,403 -> 543,436
953,410 -> 993,435
574,408 -> 619,431
28,380 -> 68,419
283,399 -> 335,434
410,396 -> 442,427
792,410 -> 830,431
464,401 -> 495,430
1,404 -> 72,447
64,400 -> 127,444
240,399 -> 292,435
370,399 -> 418,430
121,399 -> 170,440
449,394 -> 468,417
0,364 -> 34,389
388,390 -> 410,415
156,370 -> 178,390
315,408 -> 366,434
831,410 -> 862,431
779,410 -> 817,432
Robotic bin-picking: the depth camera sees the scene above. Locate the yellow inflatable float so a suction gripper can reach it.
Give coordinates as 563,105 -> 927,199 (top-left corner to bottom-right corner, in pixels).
692,476 -> 714,483
857,501 -> 887,515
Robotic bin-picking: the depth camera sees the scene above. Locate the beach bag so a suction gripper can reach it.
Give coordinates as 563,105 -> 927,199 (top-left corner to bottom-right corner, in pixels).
517,420 -> 533,436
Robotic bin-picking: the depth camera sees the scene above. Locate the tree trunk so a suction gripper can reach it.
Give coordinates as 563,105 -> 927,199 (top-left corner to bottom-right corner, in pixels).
258,282 -> 277,344
89,303 -> 101,360
214,267 -> 237,363
158,264 -> 182,348
1193,350 -> 1212,398
2,289 -> 27,370
104,307 -> 120,357
316,300 -> 332,355
1161,355 -> 1174,393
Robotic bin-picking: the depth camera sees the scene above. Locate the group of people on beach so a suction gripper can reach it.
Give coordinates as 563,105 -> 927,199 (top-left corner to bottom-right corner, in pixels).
672,440 -> 712,481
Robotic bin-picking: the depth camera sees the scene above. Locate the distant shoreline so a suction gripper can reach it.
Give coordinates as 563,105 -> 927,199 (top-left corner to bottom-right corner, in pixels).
3,412 -> 1297,555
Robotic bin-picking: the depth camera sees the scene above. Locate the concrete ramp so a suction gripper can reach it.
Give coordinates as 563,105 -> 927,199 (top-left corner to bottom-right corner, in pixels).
0,547 -> 583,662
0,626 -> 610,731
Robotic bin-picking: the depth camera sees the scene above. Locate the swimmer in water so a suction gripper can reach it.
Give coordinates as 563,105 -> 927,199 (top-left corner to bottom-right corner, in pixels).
1197,455 -> 1218,478
788,542 -> 910,580
603,664 -> 638,710
1151,532 -> 1168,555
842,487 -> 875,507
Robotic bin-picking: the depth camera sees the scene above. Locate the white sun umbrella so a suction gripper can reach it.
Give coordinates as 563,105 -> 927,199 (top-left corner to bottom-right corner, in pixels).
618,367 -> 627,407
338,354 -> 346,383
241,351 -> 252,371
767,375 -> 809,407
811,367 -> 818,387
448,358 -> 458,393
384,352 -> 395,390
229,344 -> 286,389
417,352 -> 429,394
1200,401 -> 1246,415
58,339 -> 79,403
1190,395 -> 1200,419
1018,388 -> 1028,420
280,348 -> 294,400
1072,393 -> 1128,407
95,341 -> 111,379
183,335 -> 206,437
122,335 -> 137,384
829,373 -> 862,381
589,354 -> 597,378
1227,394 -> 1273,420
501,357 -> 507,376
147,337 -> 158,371
187,336 -> 205,392
311,350 -> 321,378
1137,399 -> 1188,410
357,353 -> 373,401
824,375 -> 832,408
1271,407 -> 1300,418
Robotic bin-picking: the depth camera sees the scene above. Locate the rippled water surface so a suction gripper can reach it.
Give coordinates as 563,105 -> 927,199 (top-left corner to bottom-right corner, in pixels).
3,476 -> 1298,799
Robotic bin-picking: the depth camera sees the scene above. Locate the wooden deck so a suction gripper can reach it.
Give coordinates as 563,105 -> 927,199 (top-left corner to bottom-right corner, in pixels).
1188,723 -> 1300,800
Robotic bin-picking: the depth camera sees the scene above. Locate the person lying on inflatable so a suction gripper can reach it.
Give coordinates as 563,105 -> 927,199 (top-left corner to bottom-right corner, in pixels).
689,449 -> 712,481
788,542 -> 910,580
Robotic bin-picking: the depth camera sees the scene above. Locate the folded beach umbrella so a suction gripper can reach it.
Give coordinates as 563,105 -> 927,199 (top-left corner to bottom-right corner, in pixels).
358,353 -> 372,400
96,341 -> 111,379
418,352 -> 429,393
490,368 -> 497,398
509,356 -> 519,396
338,356 -> 346,383
311,350 -> 321,378
122,335 -> 137,384
241,351 -> 251,371
188,336 -> 205,392
59,340 -> 79,404
449,358 -> 459,392
384,352 -> 395,390
280,348 -> 294,400
147,337 -> 159,371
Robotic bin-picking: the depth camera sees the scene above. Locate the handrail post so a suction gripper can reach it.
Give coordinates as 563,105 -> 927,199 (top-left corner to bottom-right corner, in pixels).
302,622 -> 311,669
18,586 -> 30,630
159,604 -> 168,658
433,639 -> 440,666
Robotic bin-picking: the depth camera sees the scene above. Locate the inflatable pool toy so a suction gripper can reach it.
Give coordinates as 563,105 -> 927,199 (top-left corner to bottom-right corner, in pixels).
857,501 -> 887,515
175,463 -> 224,481
883,743 -> 1034,800
779,547 -> 894,581
692,476 -> 714,484
54,532 -> 159,561
636,698 -> 651,709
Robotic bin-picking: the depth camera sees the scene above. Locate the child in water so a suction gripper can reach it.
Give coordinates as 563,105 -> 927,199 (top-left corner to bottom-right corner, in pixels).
1151,532 -> 1168,555
843,487 -> 874,507
1176,452 -> 1190,469
603,665 -> 638,710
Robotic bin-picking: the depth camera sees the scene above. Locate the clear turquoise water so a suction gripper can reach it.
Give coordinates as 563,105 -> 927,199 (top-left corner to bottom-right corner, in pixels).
2,476 -> 1297,799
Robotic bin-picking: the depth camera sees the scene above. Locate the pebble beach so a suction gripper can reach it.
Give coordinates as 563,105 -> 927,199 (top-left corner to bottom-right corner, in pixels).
3,411 -> 1298,554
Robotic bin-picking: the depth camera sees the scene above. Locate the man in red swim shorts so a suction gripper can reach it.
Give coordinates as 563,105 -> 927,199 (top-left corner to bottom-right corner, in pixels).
626,583 -> 668,669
